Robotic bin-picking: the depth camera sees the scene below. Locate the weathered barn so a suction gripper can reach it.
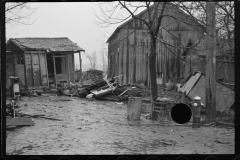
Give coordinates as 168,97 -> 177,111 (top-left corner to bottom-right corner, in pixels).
106,3 -> 211,86
6,37 -> 85,88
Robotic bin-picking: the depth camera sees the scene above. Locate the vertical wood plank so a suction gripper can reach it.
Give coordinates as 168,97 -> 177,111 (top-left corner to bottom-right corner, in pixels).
136,30 -> 140,83
121,30 -> 124,84
53,53 -> 57,88
126,29 -> 129,84
23,52 -> 28,88
133,29 -> 136,83
45,53 -> 49,86
30,53 -> 34,86
38,53 -> 42,86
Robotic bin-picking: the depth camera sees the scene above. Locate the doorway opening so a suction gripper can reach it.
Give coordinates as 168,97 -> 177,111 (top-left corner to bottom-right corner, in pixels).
46,53 -> 68,86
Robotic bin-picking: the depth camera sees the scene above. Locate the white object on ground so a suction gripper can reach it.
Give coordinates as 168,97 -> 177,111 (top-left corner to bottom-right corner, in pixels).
116,102 -> 124,105
86,94 -> 94,99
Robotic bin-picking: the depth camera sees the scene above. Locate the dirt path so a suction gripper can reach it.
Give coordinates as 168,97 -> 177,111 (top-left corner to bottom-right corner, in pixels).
6,95 -> 234,155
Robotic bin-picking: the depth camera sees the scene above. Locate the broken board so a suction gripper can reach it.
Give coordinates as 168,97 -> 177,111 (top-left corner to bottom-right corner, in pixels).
6,117 -> 35,126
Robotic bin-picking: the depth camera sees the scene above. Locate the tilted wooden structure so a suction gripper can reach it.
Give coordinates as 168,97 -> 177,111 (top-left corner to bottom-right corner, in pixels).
6,37 -> 85,88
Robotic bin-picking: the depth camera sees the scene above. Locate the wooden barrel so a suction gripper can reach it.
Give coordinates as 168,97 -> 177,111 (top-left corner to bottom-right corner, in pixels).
127,97 -> 142,120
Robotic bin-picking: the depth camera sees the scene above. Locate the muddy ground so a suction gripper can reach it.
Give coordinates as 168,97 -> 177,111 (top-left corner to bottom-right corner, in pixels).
6,94 -> 234,155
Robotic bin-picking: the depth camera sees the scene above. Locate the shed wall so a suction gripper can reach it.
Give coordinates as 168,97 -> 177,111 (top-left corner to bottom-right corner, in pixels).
107,4 -> 206,86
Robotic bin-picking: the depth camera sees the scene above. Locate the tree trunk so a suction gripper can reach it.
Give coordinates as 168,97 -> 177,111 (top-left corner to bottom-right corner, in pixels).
223,57 -> 229,83
205,2 -> 216,123
149,35 -> 158,101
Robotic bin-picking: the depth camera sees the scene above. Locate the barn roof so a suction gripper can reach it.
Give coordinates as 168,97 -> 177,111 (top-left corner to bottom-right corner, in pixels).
7,37 -> 85,52
106,2 -> 205,43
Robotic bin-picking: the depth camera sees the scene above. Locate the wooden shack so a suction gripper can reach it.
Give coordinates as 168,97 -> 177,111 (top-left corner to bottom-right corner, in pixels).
106,3 -> 207,86
6,37 -> 85,88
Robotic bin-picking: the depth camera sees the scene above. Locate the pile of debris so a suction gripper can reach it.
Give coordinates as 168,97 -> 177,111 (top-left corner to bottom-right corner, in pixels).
76,75 -> 150,102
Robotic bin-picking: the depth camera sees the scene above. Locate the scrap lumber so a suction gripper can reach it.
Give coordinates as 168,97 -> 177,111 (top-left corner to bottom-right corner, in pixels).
6,117 -> 35,126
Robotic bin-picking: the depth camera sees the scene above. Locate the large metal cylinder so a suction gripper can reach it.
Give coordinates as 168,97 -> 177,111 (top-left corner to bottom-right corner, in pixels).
127,97 -> 142,120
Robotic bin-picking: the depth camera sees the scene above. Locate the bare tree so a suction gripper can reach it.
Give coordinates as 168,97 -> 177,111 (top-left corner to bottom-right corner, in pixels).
175,2 -> 234,84
176,2 -> 234,58
85,51 -> 98,70
205,2 -> 217,123
93,2 -> 207,101
5,2 -> 37,26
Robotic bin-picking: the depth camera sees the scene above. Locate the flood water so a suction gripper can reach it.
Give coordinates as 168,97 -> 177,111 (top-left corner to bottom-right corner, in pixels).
6,95 -> 234,155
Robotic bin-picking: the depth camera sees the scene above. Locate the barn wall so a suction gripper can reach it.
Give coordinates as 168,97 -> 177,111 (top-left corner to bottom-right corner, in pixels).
107,4 -> 206,87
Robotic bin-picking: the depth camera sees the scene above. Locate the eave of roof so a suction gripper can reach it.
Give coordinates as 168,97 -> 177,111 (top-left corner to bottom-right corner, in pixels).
106,2 -> 205,43
7,37 -> 85,52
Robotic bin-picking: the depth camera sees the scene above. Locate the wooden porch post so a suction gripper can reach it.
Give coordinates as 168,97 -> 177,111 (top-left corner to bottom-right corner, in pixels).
38,52 -> 42,86
53,53 -> 57,88
73,53 -> 75,84
79,51 -> 82,85
67,54 -> 71,85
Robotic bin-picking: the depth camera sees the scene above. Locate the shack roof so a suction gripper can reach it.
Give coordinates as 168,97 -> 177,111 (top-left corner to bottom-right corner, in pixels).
7,37 -> 85,52
106,2 -> 205,43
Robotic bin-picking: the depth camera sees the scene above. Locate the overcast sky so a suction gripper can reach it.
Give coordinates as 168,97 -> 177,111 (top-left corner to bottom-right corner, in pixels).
6,2 -> 123,71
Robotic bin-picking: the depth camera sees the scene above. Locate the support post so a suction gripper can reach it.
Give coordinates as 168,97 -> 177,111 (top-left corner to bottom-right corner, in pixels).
53,53 -> 57,88
67,54 -> 71,85
73,53 -> 75,84
79,51 -> 82,85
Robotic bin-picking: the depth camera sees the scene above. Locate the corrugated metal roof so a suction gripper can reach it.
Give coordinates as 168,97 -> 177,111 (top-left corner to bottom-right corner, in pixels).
8,37 -> 85,52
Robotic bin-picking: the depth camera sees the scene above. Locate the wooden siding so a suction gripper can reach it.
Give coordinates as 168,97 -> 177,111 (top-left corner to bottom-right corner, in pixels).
39,54 -> 48,86
67,53 -> 75,83
6,54 -> 16,88
107,4 -> 207,86
31,53 -> 41,86
25,53 -> 34,87
15,64 -> 25,86
7,40 -> 77,87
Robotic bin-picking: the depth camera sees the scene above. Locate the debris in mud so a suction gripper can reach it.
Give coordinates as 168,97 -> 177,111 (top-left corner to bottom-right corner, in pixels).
214,139 -> 230,144
160,139 -> 177,146
204,142 -> 215,148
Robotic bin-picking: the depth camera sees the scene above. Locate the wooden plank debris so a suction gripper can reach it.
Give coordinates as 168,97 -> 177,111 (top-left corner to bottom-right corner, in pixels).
6,117 -> 35,126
